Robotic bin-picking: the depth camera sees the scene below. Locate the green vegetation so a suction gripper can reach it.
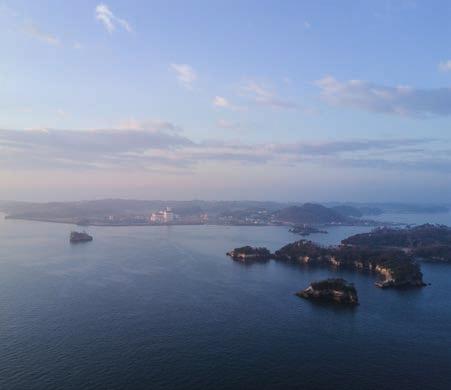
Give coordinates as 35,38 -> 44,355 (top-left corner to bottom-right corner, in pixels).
231,246 -> 271,256
274,240 -> 424,288
289,225 -> 327,236
298,278 -> 359,305
343,224 -> 451,247
310,278 -> 356,293
342,224 -> 451,263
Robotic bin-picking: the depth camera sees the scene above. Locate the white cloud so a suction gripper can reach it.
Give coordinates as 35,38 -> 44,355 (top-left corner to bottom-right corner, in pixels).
117,118 -> 182,133
170,63 -> 197,86
213,96 -> 230,108
95,4 -> 132,33
242,81 -> 298,109
439,60 -> 451,72
316,75 -> 451,117
26,24 -> 60,46
73,41 -> 83,49
56,109 -> 68,117
0,127 -> 441,173
212,96 -> 244,111
304,21 -> 311,29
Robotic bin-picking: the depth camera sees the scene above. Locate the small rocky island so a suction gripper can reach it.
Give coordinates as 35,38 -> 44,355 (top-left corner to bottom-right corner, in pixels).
289,225 -> 327,237
70,231 -> 93,243
297,278 -> 358,305
226,246 -> 271,263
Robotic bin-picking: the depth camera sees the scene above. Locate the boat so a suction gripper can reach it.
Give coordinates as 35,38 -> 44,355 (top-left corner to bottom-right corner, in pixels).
70,231 -> 93,243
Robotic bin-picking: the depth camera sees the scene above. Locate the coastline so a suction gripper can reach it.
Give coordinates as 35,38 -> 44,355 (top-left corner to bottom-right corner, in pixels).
3,215 -> 207,227
3,215 -> 392,228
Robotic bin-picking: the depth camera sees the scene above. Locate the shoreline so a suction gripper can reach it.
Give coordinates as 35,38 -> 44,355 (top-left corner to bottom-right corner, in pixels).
4,216 -> 207,227
3,215 -> 390,228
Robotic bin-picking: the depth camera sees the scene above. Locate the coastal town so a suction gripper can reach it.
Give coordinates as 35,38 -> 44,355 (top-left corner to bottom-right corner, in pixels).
1,200 -> 410,229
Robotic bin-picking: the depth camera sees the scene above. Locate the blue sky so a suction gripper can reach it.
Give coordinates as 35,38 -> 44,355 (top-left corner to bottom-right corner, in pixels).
1,0 -> 451,202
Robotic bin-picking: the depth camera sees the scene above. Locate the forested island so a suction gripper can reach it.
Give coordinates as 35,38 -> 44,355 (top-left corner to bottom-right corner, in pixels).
274,240 -> 425,288
297,278 -> 359,305
343,224 -> 451,263
289,225 -> 328,236
226,246 -> 272,263
229,224 -> 451,290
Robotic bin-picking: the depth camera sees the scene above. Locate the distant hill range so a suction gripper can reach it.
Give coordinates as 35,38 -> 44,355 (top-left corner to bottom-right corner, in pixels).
273,203 -> 349,224
0,199 -> 448,225
325,202 -> 448,215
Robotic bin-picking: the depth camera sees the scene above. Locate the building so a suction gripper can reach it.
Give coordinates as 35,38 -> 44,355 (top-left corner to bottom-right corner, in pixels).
163,207 -> 174,222
149,207 -> 176,224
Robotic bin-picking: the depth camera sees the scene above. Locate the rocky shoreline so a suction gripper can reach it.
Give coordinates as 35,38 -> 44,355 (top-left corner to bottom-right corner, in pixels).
227,238 -> 426,289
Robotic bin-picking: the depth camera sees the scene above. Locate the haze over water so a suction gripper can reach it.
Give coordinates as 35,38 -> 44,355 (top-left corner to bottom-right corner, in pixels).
0,213 -> 450,389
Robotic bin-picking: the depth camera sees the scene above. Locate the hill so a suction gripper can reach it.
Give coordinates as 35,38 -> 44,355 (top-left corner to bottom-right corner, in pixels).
331,205 -> 363,218
273,203 -> 348,224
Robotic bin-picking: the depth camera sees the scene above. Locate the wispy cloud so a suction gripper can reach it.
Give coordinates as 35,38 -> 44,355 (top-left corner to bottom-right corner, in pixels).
216,119 -> 242,131
0,126 -> 444,174
316,75 -> 451,117
212,96 -> 244,111
0,126 -> 192,171
438,60 -> 451,72
73,41 -> 83,49
26,24 -> 60,46
242,81 -> 298,109
95,4 -> 132,33
170,63 -> 197,87
116,118 -> 183,133
213,96 -> 231,108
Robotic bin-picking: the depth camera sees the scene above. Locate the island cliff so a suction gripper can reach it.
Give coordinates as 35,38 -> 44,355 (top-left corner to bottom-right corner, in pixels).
228,238 -> 426,288
297,278 -> 358,305
274,240 -> 425,288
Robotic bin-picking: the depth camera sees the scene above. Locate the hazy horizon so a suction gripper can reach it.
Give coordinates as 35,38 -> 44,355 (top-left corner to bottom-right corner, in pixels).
2,1 -> 451,202
1,197 -> 450,208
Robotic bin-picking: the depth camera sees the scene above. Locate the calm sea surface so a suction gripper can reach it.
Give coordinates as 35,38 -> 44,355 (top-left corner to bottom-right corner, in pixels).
0,213 -> 450,389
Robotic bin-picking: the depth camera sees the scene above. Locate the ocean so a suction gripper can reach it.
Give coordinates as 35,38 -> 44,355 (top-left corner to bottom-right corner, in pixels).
0,213 -> 450,389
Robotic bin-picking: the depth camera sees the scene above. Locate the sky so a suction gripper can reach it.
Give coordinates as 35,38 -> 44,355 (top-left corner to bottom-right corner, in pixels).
1,0 -> 451,202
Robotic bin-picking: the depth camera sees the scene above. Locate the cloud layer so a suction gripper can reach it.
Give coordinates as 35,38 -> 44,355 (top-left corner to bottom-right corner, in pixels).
0,127 -> 446,174
242,81 -> 298,109
317,76 -> 451,117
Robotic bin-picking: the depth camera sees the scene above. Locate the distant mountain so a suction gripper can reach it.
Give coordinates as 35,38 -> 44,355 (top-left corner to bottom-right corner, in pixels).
332,205 -> 363,218
357,206 -> 384,216
0,199 -> 291,220
273,203 -> 348,224
324,202 -> 448,215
